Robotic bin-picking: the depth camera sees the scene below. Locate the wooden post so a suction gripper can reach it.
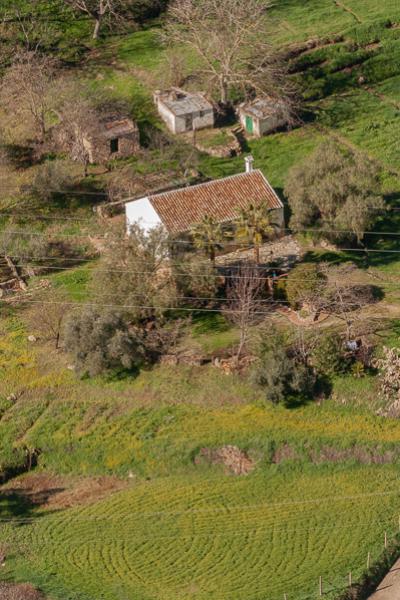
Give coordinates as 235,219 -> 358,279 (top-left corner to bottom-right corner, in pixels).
319,576 -> 323,596
385,531 -> 388,548
367,552 -> 371,569
284,595 -> 287,600
349,572 -> 352,587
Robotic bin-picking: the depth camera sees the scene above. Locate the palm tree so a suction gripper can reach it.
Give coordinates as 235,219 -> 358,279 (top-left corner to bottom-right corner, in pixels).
235,203 -> 277,264
191,215 -> 223,266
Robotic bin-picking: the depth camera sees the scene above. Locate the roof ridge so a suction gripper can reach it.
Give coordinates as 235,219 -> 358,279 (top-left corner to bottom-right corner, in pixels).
149,170 -> 264,201
257,171 -> 284,209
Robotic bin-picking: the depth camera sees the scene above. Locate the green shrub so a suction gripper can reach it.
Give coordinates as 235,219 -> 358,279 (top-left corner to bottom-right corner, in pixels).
285,263 -> 326,310
64,309 -> 145,377
251,329 -> 315,405
311,332 -> 349,377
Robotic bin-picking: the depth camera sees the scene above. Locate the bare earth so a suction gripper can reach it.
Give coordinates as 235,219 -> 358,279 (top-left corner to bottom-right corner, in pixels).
1,472 -> 129,509
368,559 -> 400,599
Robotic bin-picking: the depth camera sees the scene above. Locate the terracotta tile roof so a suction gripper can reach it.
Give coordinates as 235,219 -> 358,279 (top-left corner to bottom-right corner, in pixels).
149,170 -> 283,234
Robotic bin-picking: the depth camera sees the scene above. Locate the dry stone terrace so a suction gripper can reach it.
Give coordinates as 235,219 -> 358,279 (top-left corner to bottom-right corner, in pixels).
215,235 -> 301,270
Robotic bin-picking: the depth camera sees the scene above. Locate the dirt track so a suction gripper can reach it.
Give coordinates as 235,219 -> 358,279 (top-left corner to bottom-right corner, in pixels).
368,559 -> 400,599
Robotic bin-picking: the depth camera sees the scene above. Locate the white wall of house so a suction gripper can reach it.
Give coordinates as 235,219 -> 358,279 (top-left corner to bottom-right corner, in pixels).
239,111 -> 287,138
192,109 -> 214,131
271,207 -> 285,230
125,197 -> 163,234
258,114 -> 287,136
157,101 -> 177,133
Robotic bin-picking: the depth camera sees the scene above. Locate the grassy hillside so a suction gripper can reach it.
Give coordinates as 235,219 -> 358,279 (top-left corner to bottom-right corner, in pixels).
3,313 -> 400,600
3,466 -> 400,600
3,1 -> 400,599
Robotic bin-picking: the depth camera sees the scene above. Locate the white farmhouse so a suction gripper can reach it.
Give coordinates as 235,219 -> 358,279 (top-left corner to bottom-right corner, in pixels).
125,157 -> 284,236
238,97 -> 289,138
154,88 -> 214,134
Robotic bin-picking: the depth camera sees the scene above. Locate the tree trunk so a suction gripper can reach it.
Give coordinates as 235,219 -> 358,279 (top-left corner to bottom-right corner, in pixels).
236,327 -> 246,360
210,246 -> 216,267
220,77 -> 228,105
254,245 -> 260,265
92,16 -> 102,39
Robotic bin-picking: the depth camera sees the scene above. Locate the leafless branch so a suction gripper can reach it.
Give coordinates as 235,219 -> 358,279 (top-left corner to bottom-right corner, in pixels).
223,262 -> 268,359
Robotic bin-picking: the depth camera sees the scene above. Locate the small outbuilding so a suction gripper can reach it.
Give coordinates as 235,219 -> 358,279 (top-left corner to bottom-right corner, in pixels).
83,116 -> 140,164
154,88 -> 214,134
238,97 -> 289,138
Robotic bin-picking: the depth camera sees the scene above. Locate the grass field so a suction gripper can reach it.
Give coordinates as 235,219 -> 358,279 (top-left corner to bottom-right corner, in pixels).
3,466 -> 400,600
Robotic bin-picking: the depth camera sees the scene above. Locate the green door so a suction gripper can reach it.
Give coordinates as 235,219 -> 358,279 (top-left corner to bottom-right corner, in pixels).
245,115 -> 254,134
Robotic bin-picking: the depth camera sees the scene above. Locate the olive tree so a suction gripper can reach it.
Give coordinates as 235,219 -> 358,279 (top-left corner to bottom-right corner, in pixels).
251,326 -> 315,405
285,141 -> 385,242
64,308 -> 145,376
93,223 -> 178,323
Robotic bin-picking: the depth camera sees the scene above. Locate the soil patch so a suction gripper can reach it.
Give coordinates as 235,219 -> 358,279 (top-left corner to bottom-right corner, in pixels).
195,445 -> 256,475
271,443 -> 398,465
272,443 -> 299,463
310,445 -> 397,464
2,472 -> 128,510
0,583 -> 45,600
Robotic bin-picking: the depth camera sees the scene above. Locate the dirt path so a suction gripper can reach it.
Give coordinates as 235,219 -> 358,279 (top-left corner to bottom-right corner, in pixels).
333,0 -> 363,23
368,559 -> 400,599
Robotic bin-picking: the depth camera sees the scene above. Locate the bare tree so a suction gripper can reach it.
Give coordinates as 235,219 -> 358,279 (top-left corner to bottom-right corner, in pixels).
322,277 -> 377,340
223,262 -> 267,359
51,80 -> 100,176
0,51 -> 56,142
29,291 -> 70,349
62,0 -> 128,39
0,0 -> 57,64
0,2 -> 54,52
285,264 -> 377,334
164,0 -> 291,106
375,347 -> 400,404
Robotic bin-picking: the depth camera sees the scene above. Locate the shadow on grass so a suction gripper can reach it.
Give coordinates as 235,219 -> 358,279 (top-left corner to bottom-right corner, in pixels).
283,378 -> 332,409
0,489 -> 63,522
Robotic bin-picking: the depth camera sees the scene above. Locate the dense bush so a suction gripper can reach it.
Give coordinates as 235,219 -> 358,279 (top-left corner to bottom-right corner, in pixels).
285,263 -> 326,310
29,159 -> 74,205
173,255 -> 221,303
251,329 -> 315,405
311,332 -> 349,377
285,141 -> 384,242
64,309 -> 145,377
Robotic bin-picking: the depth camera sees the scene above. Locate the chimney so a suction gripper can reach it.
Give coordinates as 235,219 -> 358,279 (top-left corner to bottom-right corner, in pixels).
244,155 -> 254,173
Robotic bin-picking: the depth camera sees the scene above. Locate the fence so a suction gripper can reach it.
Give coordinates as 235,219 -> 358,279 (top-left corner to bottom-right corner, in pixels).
274,529 -> 400,600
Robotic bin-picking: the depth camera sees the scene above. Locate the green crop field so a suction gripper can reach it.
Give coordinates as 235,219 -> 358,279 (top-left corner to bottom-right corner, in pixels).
4,466 -> 400,600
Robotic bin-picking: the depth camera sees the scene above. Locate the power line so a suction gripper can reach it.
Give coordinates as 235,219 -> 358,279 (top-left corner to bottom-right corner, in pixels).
8,257 -> 400,287
12,284 -> 394,316
5,297 -> 285,315
5,217 -> 400,241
